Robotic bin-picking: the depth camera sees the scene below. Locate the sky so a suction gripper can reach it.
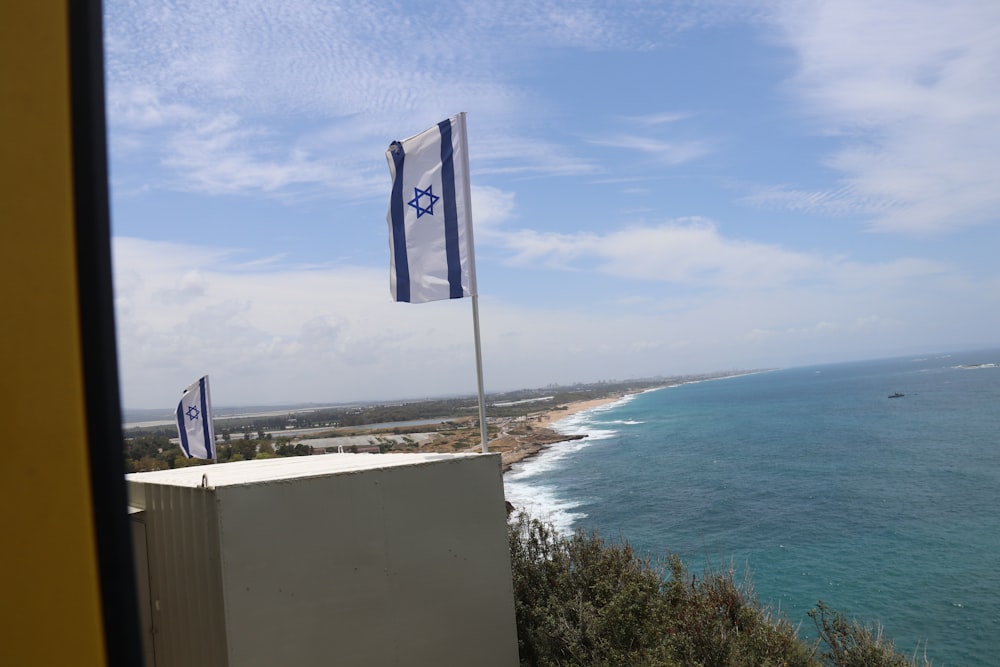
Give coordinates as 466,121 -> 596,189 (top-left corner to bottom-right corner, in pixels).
104,0 -> 1000,410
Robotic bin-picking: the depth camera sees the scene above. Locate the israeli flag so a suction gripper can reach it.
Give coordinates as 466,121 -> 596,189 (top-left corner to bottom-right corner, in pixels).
175,375 -> 216,460
385,113 -> 476,303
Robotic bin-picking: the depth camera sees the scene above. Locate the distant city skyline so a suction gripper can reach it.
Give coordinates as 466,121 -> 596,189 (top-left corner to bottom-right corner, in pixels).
105,0 -> 1000,408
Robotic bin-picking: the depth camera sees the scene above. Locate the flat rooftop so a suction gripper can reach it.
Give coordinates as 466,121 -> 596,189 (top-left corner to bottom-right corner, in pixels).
126,452 -> 487,488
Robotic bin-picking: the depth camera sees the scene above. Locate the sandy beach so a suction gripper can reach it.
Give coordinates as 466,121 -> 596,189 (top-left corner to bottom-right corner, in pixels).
543,396 -> 625,422
496,394 -> 630,473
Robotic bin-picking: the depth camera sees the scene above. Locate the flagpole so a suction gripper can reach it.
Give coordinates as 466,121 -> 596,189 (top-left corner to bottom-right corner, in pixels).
471,295 -> 488,453
457,113 -> 489,454
206,375 -> 218,463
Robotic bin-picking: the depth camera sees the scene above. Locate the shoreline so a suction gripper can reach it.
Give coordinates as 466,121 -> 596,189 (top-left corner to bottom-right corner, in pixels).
496,371 -> 765,473
284,373 -> 763,467
498,393 -> 634,473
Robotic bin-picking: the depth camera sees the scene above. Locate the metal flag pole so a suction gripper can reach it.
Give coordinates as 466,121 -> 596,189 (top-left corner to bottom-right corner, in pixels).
205,374 -> 218,464
471,295 -> 488,453
457,112 -> 489,453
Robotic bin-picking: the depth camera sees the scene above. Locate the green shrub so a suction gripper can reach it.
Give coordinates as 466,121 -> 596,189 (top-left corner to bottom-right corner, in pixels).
663,556 -> 813,667
508,513 -> 929,667
809,602 -> 931,667
508,514 -> 676,666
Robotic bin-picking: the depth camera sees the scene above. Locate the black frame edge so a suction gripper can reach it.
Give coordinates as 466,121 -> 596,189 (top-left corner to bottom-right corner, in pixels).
69,0 -> 144,664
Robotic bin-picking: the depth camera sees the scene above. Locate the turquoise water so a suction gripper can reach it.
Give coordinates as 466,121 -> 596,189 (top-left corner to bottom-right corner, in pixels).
504,350 -> 1000,665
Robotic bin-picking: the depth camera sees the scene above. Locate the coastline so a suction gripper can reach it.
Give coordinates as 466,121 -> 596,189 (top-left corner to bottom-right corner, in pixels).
494,373 -> 762,473
497,394 -> 632,473
284,374 -> 760,465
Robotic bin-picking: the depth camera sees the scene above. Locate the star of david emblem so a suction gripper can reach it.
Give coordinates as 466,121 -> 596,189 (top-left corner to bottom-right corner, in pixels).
407,185 -> 439,218
186,405 -> 201,421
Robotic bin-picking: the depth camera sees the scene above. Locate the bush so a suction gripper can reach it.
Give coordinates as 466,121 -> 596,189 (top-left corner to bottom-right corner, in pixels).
663,556 -> 813,667
508,513 -> 929,667
809,602 -> 931,667
509,514 -> 675,666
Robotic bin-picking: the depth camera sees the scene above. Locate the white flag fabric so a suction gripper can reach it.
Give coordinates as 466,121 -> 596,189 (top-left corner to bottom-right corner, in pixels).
385,113 -> 476,303
175,375 -> 216,459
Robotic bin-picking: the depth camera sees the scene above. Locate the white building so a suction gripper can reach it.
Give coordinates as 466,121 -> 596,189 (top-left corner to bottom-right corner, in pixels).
128,453 -> 518,666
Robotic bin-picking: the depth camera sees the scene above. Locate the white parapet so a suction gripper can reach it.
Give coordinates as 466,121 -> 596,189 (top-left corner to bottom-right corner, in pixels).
127,453 -> 518,667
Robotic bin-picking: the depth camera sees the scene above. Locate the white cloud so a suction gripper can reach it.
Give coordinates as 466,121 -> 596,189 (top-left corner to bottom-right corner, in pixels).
106,86 -> 200,129
472,135 -> 602,177
588,135 -> 712,166
767,0 -> 1000,234
103,0 -> 766,199
471,186 -> 518,233
113,234 -> 999,408
102,0 -> 634,197
499,218 -> 824,288
741,184 -> 893,217
162,114 -> 338,194
112,237 -> 480,407
621,111 -> 692,126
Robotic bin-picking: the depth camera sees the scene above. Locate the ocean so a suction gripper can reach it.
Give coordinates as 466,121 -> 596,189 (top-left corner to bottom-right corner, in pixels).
503,349 -> 1000,666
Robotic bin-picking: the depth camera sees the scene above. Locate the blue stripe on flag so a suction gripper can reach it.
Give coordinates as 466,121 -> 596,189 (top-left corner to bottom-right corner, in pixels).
388,141 -> 410,302
176,400 -> 192,458
198,377 -> 212,459
438,119 -> 463,299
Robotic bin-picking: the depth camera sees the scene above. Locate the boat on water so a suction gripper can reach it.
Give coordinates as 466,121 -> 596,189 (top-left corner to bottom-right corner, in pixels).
888,392 -> 904,398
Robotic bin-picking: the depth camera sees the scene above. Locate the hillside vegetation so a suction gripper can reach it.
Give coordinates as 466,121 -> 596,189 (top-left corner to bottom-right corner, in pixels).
508,513 -> 931,667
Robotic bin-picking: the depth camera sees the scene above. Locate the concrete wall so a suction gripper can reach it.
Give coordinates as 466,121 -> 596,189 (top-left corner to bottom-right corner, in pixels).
128,453 -> 518,666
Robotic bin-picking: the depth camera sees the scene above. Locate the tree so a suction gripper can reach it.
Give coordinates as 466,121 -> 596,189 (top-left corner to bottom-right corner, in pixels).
235,440 -> 256,460
275,442 -> 312,457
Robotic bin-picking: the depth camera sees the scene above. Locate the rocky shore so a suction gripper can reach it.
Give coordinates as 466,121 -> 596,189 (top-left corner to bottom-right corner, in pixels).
492,395 -> 628,473
494,431 -> 587,472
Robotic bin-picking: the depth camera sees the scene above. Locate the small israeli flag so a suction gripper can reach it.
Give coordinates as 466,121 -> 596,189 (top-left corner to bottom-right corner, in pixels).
175,375 -> 216,460
385,113 -> 476,303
